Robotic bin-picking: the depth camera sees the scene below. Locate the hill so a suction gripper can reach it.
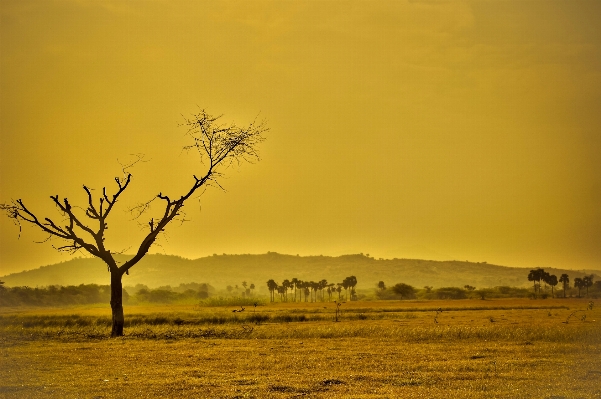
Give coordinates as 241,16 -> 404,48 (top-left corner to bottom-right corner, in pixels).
1,253 -> 599,292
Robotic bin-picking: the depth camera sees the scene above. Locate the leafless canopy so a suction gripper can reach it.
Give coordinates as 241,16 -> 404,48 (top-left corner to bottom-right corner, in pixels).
1,110 -> 267,276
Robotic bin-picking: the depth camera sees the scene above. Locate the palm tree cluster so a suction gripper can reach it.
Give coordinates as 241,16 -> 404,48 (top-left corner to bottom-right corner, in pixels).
266,276 -> 358,303
226,282 -> 256,297
529,269 -> 595,298
527,268 -> 559,298
573,275 -> 595,298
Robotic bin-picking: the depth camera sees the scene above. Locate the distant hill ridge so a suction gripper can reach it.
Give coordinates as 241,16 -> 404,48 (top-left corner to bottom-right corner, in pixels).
1,253 -> 599,291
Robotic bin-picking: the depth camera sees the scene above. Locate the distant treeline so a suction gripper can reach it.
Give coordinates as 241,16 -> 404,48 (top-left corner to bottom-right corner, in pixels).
0,282 -> 214,307
376,281 -> 601,300
3,278 -> 600,307
377,283 -> 533,300
0,284 -> 121,307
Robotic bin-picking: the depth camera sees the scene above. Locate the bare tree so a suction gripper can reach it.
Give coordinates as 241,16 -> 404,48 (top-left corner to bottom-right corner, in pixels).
1,110 -> 267,337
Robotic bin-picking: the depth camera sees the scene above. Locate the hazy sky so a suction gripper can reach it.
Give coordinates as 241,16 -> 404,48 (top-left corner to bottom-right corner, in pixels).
1,0 -> 600,275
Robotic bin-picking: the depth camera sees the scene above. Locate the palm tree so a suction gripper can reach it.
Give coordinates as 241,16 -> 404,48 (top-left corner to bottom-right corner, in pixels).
341,278 -> 350,301
327,283 -> 335,301
249,283 -> 255,296
583,275 -> 594,297
298,279 -> 305,302
297,281 -> 303,302
348,276 -> 358,301
378,281 -> 386,291
336,285 -> 342,300
574,277 -> 584,298
304,285 -> 310,302
541,271 -> 551,291
559,274 -> 569,298
226,285 -> 233,294
298,281 -> 305,302
547,274 -> 558,297
266,279 -> 277,302
547,274 -> 557,297
309,281 -> 318,302
282,279 -> 291,302
528,268 -> 544,297
291,278 -> 299,302
277,285 -> 286,301
319,279 -> 328,301
305,282 -> 310,302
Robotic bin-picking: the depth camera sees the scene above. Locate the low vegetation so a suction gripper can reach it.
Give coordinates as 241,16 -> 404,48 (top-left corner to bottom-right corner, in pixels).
0,284 -> 125,307
2,276 -> 599,310
377,284 -> 536,301
0,282 -> 215,307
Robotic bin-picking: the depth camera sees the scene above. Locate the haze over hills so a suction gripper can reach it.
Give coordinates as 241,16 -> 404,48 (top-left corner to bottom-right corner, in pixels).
1,253 -> 598,292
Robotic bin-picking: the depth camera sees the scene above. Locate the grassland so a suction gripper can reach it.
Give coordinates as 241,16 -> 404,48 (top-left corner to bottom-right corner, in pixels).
1,298 -> 600,398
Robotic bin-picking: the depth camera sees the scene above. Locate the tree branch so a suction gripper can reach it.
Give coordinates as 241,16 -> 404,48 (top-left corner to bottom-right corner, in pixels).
120,110 -> 267,274
2,110 -> 266,278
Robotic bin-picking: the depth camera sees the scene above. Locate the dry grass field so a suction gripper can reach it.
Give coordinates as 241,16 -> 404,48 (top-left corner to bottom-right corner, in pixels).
1,298 -> 600,398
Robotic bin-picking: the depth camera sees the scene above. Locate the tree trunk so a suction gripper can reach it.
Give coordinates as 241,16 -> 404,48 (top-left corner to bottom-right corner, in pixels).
110,271 -> 125,337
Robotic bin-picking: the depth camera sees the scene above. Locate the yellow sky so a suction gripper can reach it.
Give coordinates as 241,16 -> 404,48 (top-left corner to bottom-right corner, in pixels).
1,0 -> 600,275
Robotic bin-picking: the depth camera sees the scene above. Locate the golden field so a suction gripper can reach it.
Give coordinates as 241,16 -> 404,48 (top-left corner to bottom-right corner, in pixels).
1,298 -> 600,398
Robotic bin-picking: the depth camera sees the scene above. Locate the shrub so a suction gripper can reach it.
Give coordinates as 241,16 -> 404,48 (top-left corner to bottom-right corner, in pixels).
432,287 -> 467,300
391,283 -> 416,299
